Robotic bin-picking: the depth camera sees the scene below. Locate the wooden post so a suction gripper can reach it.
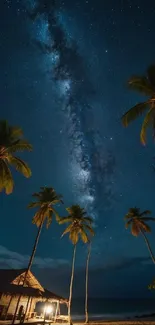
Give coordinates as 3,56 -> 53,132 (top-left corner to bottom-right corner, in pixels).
67,302 -> 69,323
58,303 -> 60,315
4,275 -> 22,320
43,299 -> 48,325
27,297 -> 33,320
4,296 -> 13,320
22,296 -> 31,323
54,301 -> 59,323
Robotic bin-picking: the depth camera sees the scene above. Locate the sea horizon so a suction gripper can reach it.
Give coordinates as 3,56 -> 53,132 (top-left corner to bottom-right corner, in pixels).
70,297 -> 155,320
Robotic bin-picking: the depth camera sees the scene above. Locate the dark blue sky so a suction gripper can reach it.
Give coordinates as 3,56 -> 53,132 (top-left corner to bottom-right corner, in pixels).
1,0 -> 155,298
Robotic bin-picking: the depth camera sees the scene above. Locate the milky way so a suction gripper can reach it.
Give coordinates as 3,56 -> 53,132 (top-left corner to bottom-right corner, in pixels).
24,0 -> 116,219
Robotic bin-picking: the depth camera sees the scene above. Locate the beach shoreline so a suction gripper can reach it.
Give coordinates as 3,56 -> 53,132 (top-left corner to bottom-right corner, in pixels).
74,321 -> 155,325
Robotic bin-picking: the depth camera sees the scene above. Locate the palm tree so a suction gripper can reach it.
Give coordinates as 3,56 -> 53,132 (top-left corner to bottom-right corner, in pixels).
27,186 -> 63,269
59,205 -> 94,325
12,187 -> 63,324
121,65 -> 155,145
0,120 -> 32,194
124,207 -> 155,263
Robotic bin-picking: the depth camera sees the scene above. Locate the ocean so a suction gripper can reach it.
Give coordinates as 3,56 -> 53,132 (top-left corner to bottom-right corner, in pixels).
70,298 -> 155,320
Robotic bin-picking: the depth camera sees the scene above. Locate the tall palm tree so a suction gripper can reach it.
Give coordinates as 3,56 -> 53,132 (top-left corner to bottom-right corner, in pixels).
0,120 -> 32,194
124,207 -> 155,263
12,187 -> 63,324
59,205 -> 94,325
121,65 -> 155,145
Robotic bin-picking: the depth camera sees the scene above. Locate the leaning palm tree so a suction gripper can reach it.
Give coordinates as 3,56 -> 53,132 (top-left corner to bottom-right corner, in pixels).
0,120 -> 32,194
125,207 -> 155,263
59,205 -> 94,325
121,65 -> 155,145
27,186 -> 63,269
12,187 -> 63,324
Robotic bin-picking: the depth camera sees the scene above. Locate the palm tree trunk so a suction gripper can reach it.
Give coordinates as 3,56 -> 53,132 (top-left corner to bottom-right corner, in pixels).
140,229 -> 155,264
68,244 -> 76,325
85,242 -> 91,323
11,221 -> 44,325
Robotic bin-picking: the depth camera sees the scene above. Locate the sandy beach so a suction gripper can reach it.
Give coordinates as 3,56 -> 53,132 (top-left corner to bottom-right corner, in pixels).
75,321 -> 155,325
1,320 -> 155,325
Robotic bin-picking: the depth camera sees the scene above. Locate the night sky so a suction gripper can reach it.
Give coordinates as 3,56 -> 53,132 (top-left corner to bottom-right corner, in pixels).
1,0 -> 155,299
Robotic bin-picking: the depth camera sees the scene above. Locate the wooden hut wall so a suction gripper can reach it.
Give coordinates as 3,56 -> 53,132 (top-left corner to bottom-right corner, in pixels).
0,294 -> 36,316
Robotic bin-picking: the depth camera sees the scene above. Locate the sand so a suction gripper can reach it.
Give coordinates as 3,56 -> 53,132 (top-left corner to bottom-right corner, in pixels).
75,321 -> 155,325
1,320 -> 155,325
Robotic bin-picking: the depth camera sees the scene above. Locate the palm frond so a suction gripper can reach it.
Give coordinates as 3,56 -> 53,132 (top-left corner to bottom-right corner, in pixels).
69,230 -> 78,245
80,229 -> 89,243
131,223 -> 140,236
30,186 -> 62,229
128,76 -> 154,96
84,224 -> 95,236
31,187 -> 63,205
46,209 -> 53,229
83,216 -> 93,224
61,224 -> 73,237
125,219 -> 132,229
122,102 -> 149,127
51,206 -> 60,222
28,202 -> 41,209
148,278 -> 155,290
8,156 -> 31,178
32,206 -> 47,227
140,217 -> 155,221
52,198 -> 63,205
9,126 -> 23,138
124,213 -> 132,219
59,204 -> 94,245
0,161 -> 14,194
58,216 -> 73,224
139,210 -> 151,216
32,192 -> 41,199
0,161 -> 5,192
9,140 -> 33,153
140,108 -> 154,145
66,205 -> 85,217
125,207 -> 154,239
139,221 -> 151,233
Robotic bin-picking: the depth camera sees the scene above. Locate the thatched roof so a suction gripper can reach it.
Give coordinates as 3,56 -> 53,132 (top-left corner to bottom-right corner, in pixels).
0,284 -> 43,298
0,284 -> 67,303
0,269 -> 68,304
0,268 -> 44,291
43,289 -> 68,304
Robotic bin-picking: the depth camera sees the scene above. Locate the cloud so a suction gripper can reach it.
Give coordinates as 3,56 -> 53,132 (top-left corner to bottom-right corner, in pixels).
0,244 -> 151,272
0,245 -> 69,269
35,255 -> 154,298
97,256 -> 152,271
0,245 -> 153,298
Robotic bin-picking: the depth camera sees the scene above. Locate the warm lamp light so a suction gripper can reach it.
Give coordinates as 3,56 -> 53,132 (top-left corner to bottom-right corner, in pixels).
44,305 -> 53,314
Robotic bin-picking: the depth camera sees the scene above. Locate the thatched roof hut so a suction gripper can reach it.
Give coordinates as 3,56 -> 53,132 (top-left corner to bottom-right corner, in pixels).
0,268 -> 67,303
0,268 -> 68,320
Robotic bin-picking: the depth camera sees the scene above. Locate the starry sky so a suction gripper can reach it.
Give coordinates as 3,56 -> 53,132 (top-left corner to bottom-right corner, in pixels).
1,0 -> 155,299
